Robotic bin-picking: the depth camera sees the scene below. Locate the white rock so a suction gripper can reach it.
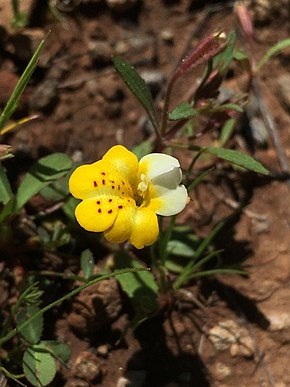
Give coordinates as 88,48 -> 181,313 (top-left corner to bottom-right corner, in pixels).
209,320 -> 255,358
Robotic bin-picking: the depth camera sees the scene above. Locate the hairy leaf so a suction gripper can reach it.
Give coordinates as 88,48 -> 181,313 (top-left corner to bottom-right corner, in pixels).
17,305 -> 43,345
16,153 -> 72,210
205,147 -> 269,175
168,102 -> 197,121
113,56 -> 158,130
23,346 -> 56,386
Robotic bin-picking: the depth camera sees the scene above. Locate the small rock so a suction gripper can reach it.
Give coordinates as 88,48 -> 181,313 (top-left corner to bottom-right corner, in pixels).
209,320 -> 255,358
116,370 -> 146,387
106,0 -> 138,12
140,70 -> 166,97
277,74 -> 290,113
248,117 -> 268,147
71,351 -> 102,382
88,40 -> 112,65
211,362 -> 232,381
160,28 -> 174,44
259,289 -> 290,333
29,79 -> 58,112
96,344 -> 110,357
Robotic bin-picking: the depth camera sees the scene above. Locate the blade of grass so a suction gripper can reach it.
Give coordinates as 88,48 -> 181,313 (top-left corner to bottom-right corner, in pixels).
0,38 -> 46,131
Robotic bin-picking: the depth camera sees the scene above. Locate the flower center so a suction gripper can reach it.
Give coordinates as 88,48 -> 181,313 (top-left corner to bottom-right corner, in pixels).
135,173 -> 149,206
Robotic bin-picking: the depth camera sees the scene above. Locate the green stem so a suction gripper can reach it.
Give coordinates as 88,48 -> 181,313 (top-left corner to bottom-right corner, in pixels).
160,74 -> 178,137
0,267 -> 146,348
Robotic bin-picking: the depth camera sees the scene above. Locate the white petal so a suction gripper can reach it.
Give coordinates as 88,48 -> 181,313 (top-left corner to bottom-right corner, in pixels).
139,153 -> 182,184
151,166 -> 182,189
150,184 -> 188,216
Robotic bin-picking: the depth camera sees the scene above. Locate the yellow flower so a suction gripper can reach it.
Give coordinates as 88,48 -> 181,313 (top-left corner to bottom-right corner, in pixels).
69,145 -> 188,249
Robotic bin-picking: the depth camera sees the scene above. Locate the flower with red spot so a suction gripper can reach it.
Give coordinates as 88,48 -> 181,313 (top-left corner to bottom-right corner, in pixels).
69,145 -> 188,249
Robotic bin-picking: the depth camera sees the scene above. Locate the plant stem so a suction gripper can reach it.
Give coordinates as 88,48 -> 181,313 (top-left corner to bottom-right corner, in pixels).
160,74 -> 178,137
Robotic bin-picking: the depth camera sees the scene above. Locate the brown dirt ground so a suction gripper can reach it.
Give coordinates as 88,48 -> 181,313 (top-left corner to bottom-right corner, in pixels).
1,0 -> 290,386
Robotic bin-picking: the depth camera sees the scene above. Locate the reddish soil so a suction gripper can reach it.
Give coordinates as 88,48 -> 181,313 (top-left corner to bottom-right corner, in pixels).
1,1 -> 290,386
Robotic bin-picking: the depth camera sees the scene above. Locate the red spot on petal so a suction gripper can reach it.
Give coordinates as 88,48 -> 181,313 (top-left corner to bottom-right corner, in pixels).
108,209 -> 113,214
122,181 -> 125,185
102,179 -> 106,185
98,209 -> 102,213
112,186 -> 115,189
94,181 -> 98,187
108,199 -> 112,202
118,185 -> 120,190
118,205 -> 123,209
101,172 -> 106,175
122,192 -> 124,195
97,200 -> 101,205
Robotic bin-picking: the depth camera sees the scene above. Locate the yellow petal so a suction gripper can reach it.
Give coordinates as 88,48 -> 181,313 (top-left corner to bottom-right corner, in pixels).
103,145 -> 139,185
74,196 -> 118,232
104,198 -> 136,243
69,161 -> 134,200
129,208 -> 159,249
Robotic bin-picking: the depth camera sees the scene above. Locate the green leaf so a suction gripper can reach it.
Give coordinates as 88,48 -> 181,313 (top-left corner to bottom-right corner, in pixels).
40,341 -> 71,363
132,140 -> 153,160
17,305 -> 43,345
16,153 -> 72,210
0,163 -> 13,205
23,346 -> 56,386
81,249 -> 95,279
205,147 -> 269,175
219,118 -> 236,146
112,56 -> 158,130
0,38 -> 45,131
213,31 -> 236,74
167,240 -> 195,257
233,49 -> 248,61
257,38 -> 290,71
213,103 -> 243,113
168,102 -> 197,121
114,251 -> 158,323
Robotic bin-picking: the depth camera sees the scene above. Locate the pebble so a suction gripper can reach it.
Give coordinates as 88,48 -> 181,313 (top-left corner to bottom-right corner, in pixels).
208,320 -> 255,358
71,351 -> 102,382
160,28 -> 174,44
140,70 -> 166,96
248,117 -> 268,147
116,370 -> 146,387
259,289 -> 290,332
277,74 -> 290,113
211,362 -> 232,381
88,40 -> 113,65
